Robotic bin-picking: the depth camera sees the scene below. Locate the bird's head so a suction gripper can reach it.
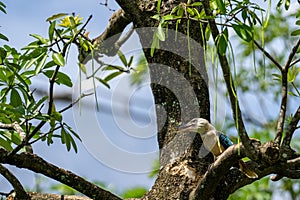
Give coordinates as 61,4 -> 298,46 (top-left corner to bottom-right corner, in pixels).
177,118 -> 213,134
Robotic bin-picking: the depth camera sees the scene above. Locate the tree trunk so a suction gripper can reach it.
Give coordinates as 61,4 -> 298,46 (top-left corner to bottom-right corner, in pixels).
116,0 -> 213,199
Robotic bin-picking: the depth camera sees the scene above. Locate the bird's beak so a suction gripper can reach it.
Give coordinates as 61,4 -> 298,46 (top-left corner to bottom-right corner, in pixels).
177,123 -> 193,133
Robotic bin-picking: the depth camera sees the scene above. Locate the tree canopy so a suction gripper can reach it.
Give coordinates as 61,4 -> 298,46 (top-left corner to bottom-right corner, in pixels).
0,0 -> 299,199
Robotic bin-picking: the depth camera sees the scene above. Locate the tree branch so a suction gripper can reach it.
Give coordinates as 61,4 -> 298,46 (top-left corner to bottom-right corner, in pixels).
283,37 -> 300,70
202,0 -> 258,160
253,40 -> 282,71
282,106 -> 300,147
274,38 -> 300,143
0,149 -> 121,200
92,9 -> 131,56
190,144 -> 243,200
0,164 -> 30,199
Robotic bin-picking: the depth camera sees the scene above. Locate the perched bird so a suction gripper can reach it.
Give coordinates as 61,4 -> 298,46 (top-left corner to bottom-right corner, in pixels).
178,118 -> 258,179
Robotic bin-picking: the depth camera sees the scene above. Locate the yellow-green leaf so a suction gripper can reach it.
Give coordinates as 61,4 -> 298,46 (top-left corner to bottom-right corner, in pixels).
52,53 -> 65,66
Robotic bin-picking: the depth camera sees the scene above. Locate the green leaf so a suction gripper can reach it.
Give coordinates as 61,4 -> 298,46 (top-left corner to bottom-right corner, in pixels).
288,66 -> 300,83
35,53 -> 48,74
43,70 -> 73,87
78,63 -> 87,74
190,2 -> 202,6
296,20 -> 300,26
61,128 -> 67,144
44,60 -> 57,69
30,34 -> 48,44
104,71 -> 123,82
162,14 -> 177,21
0,137 -> 13,151
128,56 -> 133,67
217,32 -> 228,55
157,0 -> 162,13
10,88 -> 22,107
156,24 -> 165,41
285,0 -> 290,10
291,29 -> 300,36
29,95 -> 48,113
0,47 -> 6,61
122,187 -> 147,198
151,14 -> 160,21
216,0 -> 226,14
232,23 -> 253,42
52,53 -> 65,66
186,7 -> 195,16
117,50 -> 127,66
272,73 -> 282,82
46,13 -> 68,22
24,52 -> 46,69
0,33 -> 8,41
103,65 -> 125,71
48,21 -> 56,42
151,34 -> 160,57
0,2 -> 6,14
96,77 -> 110,89
69,16 -> 76,27
64,123 -> 81,141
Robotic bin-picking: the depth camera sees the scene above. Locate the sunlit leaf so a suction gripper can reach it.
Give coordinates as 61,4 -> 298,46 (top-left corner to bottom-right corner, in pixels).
156,24 -> 165,41
96,77 -> 110,89
117,50 -> 127,66
0,137 -> 13,151
48,21 -> 56,42
30,34 -> 48,44
52,52 -> 65,66
46,13 -> 68,22
216,0 -> 226,14
43,70 -> 73,87
78,63 -> 87,75
232,23 -> 253,42
10,88 -> 22,107
104,71 -> 123,82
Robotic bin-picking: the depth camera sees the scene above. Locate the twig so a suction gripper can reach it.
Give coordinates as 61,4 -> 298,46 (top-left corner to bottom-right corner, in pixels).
283,37 -> 300,70
253,40 -> 282,71
282,106 -> 300,147
0,148 -> 121,200
59,92 -> 94,113
274,71 -> 288,143
28,124 -> 63,145
274,38 -> 300,143
0,164 -> 30,199
289,58 -> 300,68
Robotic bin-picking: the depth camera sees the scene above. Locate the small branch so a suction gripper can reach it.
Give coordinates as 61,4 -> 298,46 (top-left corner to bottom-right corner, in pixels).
190,145 -> 243,200
282,106 -> 300,146
0,164 -> 30,199
0,149 -> 121,200
275,38 -> 300,143
283,37 -> 300,70
59,92 -> 94,113
290,58 -> 300,68
202,0 -> 258,160
253,40 -> 282,71
274,71 -> 288,143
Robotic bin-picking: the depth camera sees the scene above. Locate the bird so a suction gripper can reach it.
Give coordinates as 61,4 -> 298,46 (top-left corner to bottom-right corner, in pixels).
177,118 -> 258,179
